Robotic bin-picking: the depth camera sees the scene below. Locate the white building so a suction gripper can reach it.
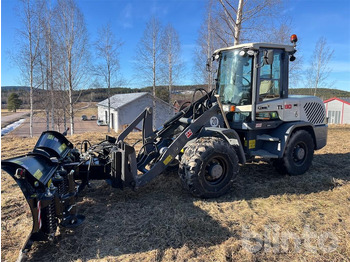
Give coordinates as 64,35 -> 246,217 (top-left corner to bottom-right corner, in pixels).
324,97 -> 350,124
97,92 -> 174,132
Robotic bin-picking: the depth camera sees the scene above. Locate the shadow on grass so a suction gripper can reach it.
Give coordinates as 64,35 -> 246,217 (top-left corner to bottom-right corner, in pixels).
225,152 -> 350,201
27,179 -> 234,261
26,153 -> 349,261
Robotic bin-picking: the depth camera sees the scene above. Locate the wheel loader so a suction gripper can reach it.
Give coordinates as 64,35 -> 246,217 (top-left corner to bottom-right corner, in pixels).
1,34 -> 328,257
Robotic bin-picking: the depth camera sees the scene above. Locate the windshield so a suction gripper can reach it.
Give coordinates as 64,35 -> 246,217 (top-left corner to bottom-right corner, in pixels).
217,50 -> 253,105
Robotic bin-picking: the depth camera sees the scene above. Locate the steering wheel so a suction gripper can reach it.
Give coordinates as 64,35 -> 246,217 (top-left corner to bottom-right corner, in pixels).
234,74 -> 251,87
241,75 -> 251,87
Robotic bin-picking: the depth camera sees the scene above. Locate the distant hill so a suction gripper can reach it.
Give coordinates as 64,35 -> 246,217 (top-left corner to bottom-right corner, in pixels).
2,85 -> 350,109
77,85 -> 209,102
289,88 -> 350,100
1,86 -> 30,92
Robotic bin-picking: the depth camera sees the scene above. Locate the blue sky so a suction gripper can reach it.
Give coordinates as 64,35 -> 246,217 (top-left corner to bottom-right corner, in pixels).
1,0 -> 350,91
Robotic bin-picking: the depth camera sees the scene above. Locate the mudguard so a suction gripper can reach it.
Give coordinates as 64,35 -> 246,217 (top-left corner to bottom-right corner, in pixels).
266,121 -> 326,157
199,127 -> 246,164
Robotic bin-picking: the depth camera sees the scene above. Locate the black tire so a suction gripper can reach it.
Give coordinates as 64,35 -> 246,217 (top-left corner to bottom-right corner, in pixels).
164,160 -> 179,174
179,137 -> 239,198
273,130 -> 314,176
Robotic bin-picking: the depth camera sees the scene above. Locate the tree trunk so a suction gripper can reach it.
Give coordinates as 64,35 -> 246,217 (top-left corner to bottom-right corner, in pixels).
63,104 -> 67,132
168,39 -> 172,103
168,56 -> 172,103
207,4 -> 212,91
29,12 -> 33,138
107,68 -> 111,133
48,23 -> 55,130
50,56 -> 55,130
68,57 -> 74,135
152,30 -> 156,130
69,86 -> 74,135
46,109 -> 50,130
51,95 -> 55,129
30,64 -> 33,138
234,0 -> 244,45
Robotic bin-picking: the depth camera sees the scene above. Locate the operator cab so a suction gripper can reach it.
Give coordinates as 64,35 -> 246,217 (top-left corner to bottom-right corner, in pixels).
214,39 -> 297,129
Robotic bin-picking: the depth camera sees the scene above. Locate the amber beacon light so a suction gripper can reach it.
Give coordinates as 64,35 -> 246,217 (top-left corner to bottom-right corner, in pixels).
290,34 -> 298,44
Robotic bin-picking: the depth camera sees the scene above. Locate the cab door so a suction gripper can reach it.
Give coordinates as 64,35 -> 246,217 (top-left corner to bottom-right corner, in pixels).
255,49 -> 287,122
257,49 -> 284,102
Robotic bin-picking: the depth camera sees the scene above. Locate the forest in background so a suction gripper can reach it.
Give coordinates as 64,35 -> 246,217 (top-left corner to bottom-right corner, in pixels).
2,85 -> 350,109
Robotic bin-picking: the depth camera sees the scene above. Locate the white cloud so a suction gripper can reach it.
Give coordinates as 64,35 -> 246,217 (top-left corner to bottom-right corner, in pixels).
150,0 -> 168,16
281,7 -> 295,15
123,3 -> 132,18
121,3 -> 133,28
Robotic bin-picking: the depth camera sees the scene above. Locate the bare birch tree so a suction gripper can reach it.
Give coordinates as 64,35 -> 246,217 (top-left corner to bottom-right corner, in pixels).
134,17 -> 163,128
161,24 -> 182,103
54,36 -> 70,132
16,0 -> 44,137
37,50 -> 51,130
55,0 -> 89,135
42,1 -> 56,130
193,0 -> 220,89
305,37 -> 334,96
194,0 -> 290,87
217,0 -> 283,45
34,0 -> 57,131
56,74 -> 69,132
94,23 -> 123,132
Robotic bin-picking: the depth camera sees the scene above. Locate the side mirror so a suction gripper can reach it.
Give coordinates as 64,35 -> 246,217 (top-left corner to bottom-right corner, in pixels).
206,57 -> 211,72
263,50 -> 274,65
205,61 -> 211,72
207,54 -> 220,72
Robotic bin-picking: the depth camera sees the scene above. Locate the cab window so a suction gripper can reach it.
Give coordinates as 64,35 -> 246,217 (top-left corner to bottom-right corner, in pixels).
259,51 -> 282,101
218,50 -> 253,106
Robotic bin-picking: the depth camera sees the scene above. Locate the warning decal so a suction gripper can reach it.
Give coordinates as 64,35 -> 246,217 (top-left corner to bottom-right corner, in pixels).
185,129 -> 193,138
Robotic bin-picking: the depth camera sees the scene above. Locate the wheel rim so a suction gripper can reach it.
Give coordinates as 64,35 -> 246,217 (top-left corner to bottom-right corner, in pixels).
292,141 -> 308,166
204,155 -> 228,185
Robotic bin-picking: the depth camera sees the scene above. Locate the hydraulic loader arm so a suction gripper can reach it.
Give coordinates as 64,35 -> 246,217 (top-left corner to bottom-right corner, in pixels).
135,103 -> 221,187
111,102 -> 222,188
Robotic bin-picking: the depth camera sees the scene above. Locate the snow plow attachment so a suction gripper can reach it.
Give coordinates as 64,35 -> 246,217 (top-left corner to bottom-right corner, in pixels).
1,131 -> 85,254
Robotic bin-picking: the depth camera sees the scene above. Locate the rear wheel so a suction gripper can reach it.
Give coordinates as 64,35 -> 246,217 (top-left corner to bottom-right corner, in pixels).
179,137 -> 239,198
273,130 -> 314,175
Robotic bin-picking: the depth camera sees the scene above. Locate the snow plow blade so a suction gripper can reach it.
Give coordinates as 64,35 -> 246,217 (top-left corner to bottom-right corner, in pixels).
1,131 -> 84,255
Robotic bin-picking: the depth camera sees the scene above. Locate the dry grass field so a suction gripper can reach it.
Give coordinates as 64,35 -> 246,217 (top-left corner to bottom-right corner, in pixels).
1,126 -> 349,262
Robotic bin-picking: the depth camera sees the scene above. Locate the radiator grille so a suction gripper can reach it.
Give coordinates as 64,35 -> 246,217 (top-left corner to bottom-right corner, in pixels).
303,102 -> 325,124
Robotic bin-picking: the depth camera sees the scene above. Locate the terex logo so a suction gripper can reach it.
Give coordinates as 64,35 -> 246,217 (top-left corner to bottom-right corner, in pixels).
284,104 -> 292,109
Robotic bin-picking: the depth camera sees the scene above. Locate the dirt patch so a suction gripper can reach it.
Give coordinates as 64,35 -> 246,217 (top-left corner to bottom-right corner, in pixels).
2,103 -> 101,137
1,112 -> 30,129
1,127 -> 350,261
5,104 -> 107,137
1,112 -> 14,117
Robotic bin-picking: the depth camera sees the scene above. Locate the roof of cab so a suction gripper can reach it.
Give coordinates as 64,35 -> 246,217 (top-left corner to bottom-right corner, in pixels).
213,43 -> 295,54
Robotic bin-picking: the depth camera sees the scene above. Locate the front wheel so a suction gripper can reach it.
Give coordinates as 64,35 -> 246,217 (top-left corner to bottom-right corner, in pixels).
179,137 -> 239,198
273,130 -> 314,176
